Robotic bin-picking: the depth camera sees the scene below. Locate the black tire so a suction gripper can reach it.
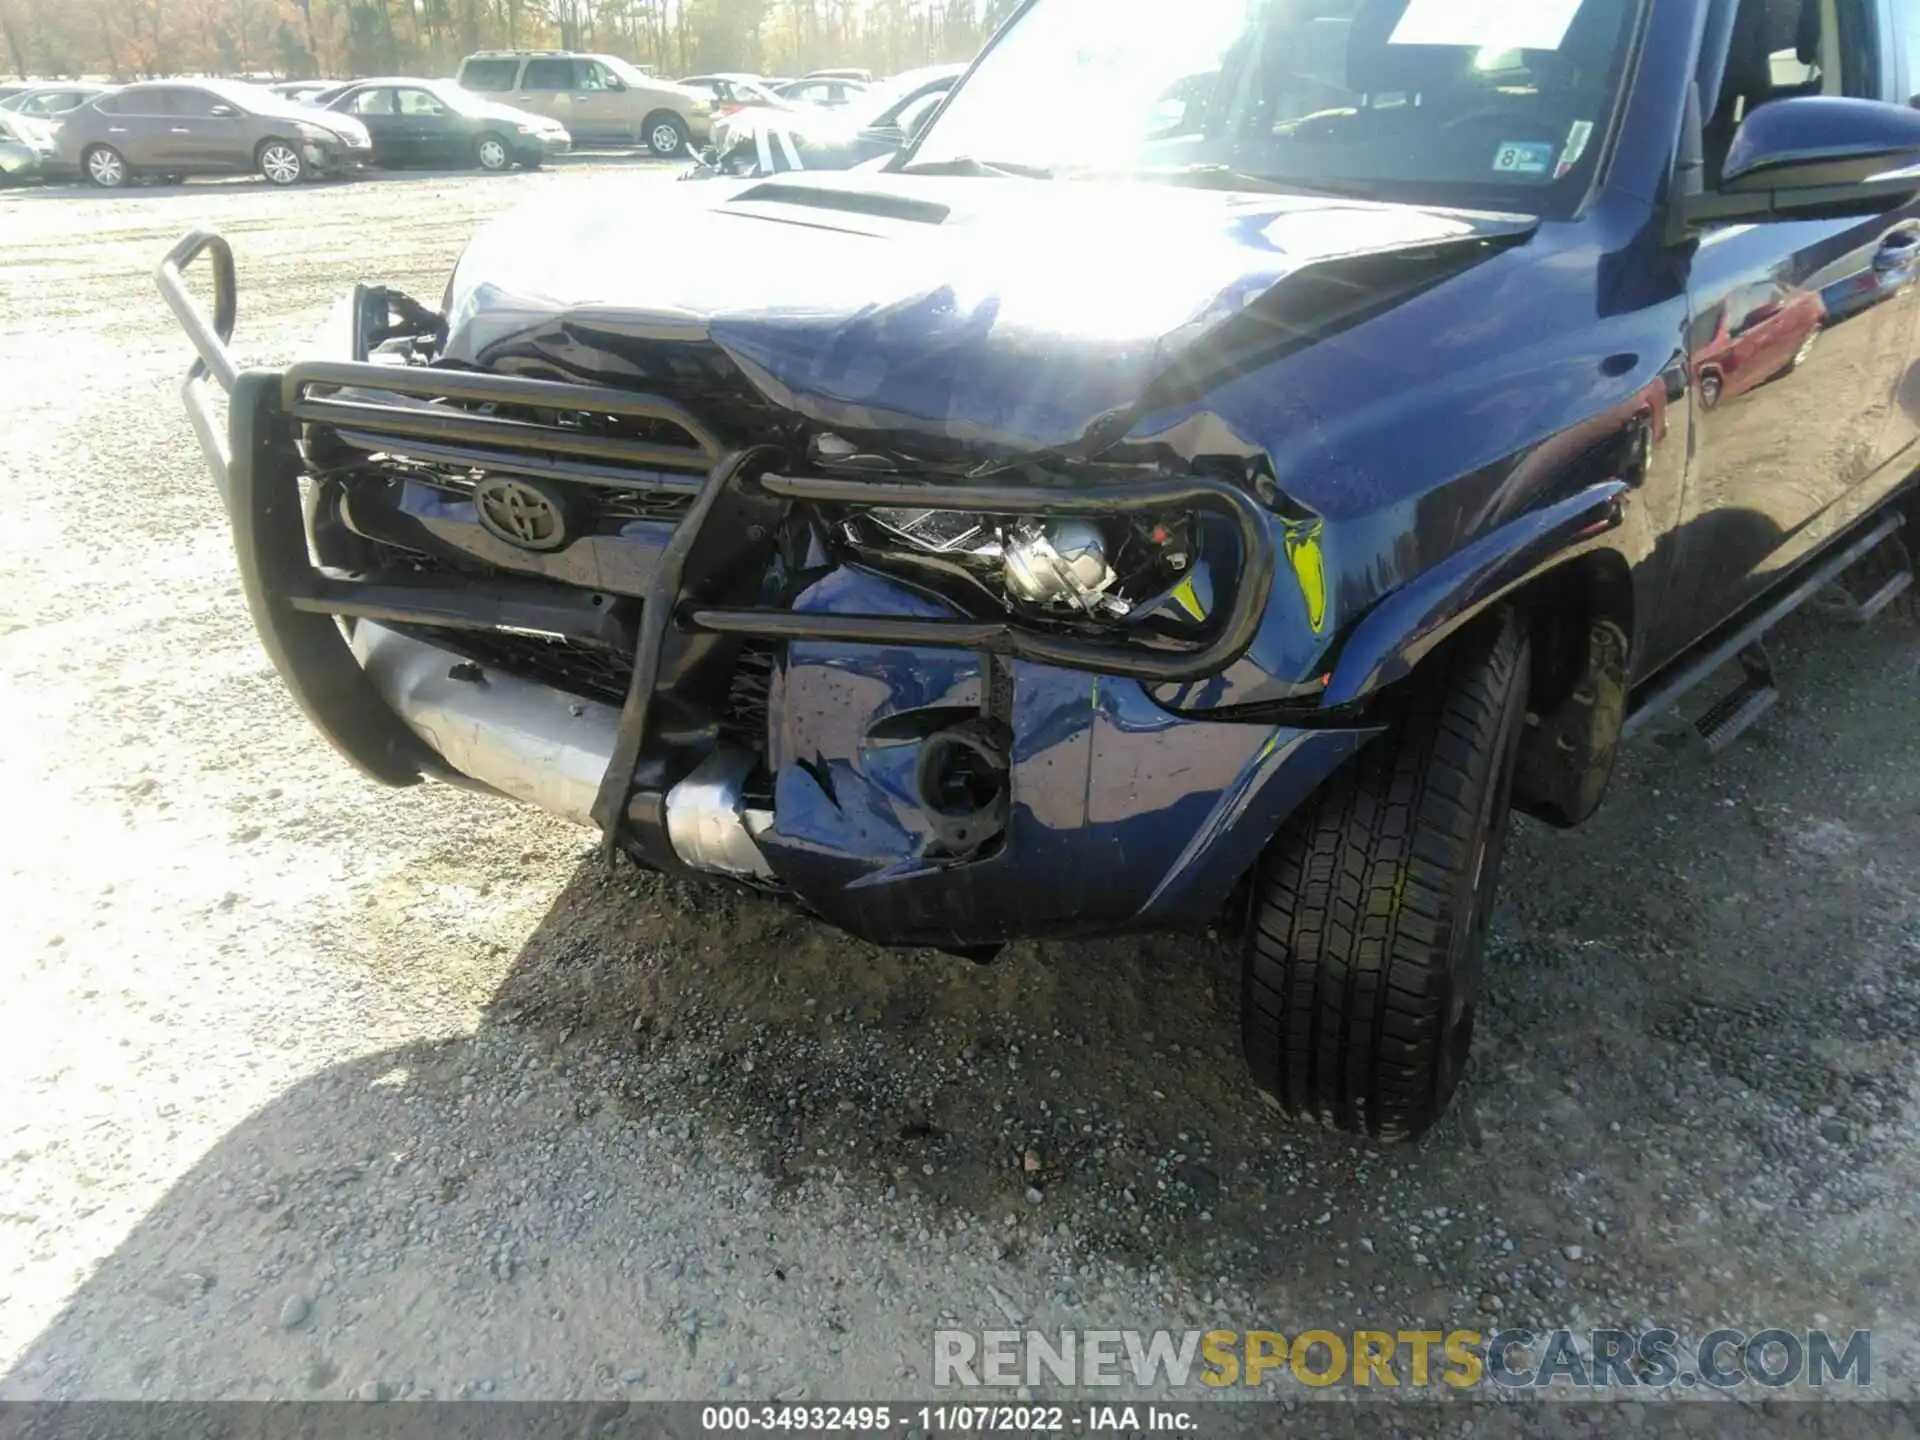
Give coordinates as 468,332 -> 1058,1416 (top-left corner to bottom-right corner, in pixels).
474,131 -> 513,172
83,144 -> 129,188
1242,609 -> 1530,1141
643,111 -> 689,158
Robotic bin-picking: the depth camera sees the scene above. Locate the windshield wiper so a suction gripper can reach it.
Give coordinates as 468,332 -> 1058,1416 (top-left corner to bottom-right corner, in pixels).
897,156 -> 1054,179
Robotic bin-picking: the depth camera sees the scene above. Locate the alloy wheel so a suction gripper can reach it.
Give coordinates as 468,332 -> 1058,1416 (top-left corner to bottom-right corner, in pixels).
477,136 -> 510,171
260,143 -> 303,186
85,147 -> 126,188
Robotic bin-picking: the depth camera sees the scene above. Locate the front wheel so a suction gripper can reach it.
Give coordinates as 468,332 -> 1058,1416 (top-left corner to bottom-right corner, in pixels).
474,132 -> 513,172
1242,609 -> 1531,1141
84,145 -> 128,188
258,139 -> 304,186
644,112 -> 689,158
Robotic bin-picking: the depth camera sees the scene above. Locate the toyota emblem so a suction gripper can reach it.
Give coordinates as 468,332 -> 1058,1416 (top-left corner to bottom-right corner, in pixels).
474,477 -> 568,552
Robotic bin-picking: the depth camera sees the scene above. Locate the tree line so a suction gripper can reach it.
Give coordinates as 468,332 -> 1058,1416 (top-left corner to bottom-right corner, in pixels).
0,0 -> 1024,85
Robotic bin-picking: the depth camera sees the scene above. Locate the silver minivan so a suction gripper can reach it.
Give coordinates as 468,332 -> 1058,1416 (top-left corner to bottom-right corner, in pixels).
455,51 -> 712,156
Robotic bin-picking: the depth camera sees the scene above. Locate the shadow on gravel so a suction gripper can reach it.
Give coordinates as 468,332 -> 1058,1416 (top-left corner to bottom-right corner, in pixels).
7,611 -> 1920,1398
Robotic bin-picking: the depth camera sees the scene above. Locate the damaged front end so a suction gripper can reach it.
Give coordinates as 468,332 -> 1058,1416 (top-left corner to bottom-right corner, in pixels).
159,183 -> 1517,945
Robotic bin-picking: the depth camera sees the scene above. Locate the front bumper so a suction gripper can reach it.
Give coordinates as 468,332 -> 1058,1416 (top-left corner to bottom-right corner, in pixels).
517,130 -> 571,160
159,228 -> 1372,947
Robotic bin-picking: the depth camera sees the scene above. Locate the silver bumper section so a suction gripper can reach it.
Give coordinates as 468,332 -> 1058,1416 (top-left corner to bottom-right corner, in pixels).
350,622 -> 775,881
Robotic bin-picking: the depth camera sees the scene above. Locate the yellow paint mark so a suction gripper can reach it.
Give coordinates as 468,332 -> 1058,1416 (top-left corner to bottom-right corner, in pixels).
1284,524 -> 1329,634
1171,574 -> 1208,622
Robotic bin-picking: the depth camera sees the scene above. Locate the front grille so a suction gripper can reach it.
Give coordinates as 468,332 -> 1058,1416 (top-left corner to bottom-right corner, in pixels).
373,458 -> 697,528
429,627 -> 635,709
721,643 -> 777,749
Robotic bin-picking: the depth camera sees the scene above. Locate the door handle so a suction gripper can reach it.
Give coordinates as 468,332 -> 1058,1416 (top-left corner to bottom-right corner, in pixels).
1874,230 -> 1920,273
170,127 -> 191,133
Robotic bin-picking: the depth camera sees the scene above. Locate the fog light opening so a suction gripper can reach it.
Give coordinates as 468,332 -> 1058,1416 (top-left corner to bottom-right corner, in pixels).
914,721 -> 1011,857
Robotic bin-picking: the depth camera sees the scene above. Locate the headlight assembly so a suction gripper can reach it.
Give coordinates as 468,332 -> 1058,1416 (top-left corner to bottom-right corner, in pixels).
843,506 -> 1213,632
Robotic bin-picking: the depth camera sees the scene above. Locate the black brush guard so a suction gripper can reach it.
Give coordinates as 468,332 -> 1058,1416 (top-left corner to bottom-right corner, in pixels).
158,227 -> 1280,861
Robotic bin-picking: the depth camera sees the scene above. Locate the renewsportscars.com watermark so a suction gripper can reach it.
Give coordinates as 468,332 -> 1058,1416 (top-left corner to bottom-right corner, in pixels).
933,1328 -> 1872,1392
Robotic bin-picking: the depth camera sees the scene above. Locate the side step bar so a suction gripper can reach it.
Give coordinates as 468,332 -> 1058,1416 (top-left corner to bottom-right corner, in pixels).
1692,643 -> 1777,754
1815,526 -> 1914,625
1624,510 -> 1906,745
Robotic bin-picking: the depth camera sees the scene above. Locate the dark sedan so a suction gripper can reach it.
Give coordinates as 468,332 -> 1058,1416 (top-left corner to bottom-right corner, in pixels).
322,78 -> 568,170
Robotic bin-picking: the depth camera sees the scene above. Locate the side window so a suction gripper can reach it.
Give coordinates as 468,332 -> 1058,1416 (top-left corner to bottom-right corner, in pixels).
170,90 -> 225,117
460,58 -> 520,93
93,93 -> 123,115
396,89 -> 448,116
349,88 -> 396,116
119,89 -> 169,116
575,61 -> 608,91
522,59 -> 574,91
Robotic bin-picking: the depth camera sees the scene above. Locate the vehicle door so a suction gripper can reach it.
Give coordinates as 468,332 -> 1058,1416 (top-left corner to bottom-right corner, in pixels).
1660,0 -> 1920,654
343,86 -> 406,164
1881,0 -> 1920,461
395,86 -> 467,165
163,87 -> 250,169
100,88 -> 172,166
576,59 -> 643,142
515,57 -> 578,135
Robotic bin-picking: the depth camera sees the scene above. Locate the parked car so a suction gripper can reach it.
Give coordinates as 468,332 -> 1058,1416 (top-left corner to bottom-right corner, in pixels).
61,79 -> 370,187
267,81 -> 335,105
454,50 -> 711,156
803,67 -> 873,83
679,73 -> 790,116
160,0 -> 1920,1145
0,84 -> 112,119
1688,280 -> 1826,409
0,110 -> 56,183
772,76 -> 866,108
699,64 -> 960,176
322,77 -> 568,170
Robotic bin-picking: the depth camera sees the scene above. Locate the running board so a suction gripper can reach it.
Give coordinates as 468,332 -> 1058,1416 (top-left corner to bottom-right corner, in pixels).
1814,527 -> 1914,625
1624,510 -> 1904,743
1692,644 -> 1778,754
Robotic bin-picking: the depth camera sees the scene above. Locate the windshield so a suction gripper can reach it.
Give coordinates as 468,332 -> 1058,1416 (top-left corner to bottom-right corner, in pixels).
912,0 -> 1638,212
852,69 -> 957,129
599,55 -> 654,88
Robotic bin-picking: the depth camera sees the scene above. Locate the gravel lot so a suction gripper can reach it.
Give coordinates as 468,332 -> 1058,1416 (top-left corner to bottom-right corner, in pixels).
3,161 -> 1920,1413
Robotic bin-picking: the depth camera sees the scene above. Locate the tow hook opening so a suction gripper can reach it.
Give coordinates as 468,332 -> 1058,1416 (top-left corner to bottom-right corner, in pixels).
914,720 -> 1011,857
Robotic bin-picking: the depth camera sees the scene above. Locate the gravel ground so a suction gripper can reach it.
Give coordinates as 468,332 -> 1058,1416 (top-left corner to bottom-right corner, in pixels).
2,162 -> 1920,1413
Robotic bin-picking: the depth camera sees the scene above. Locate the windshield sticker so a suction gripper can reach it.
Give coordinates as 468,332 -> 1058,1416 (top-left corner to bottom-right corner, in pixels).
1390,0 -> 1584,52
1556,119 -> 1596,178
1493,141 -> 1555,176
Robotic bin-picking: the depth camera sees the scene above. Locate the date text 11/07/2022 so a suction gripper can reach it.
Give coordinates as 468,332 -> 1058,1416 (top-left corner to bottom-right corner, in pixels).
697,1407 -> 1197,1433
163,0 -> 1920,1144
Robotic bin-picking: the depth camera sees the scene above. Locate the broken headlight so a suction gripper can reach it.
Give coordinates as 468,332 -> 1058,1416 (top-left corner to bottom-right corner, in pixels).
843,506 -> 1218,633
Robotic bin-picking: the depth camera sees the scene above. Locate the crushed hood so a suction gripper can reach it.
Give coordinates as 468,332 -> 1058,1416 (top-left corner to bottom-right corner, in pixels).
442,171 -> 1537,455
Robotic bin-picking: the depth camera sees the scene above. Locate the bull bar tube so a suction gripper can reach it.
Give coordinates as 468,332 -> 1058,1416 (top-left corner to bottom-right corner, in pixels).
157,227 -> 1282,864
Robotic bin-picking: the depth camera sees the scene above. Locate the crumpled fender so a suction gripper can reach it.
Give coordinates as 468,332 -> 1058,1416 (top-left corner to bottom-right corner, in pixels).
1322,480 -> 1631,709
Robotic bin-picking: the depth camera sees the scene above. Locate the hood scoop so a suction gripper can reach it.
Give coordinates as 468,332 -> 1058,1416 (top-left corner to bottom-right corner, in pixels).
731,181 -> 953,226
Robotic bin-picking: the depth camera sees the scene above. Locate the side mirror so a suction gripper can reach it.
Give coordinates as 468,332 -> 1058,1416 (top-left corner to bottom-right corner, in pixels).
605,75 -> 626,91
1681,96 -> 1920,228
209,104 -> 237,117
